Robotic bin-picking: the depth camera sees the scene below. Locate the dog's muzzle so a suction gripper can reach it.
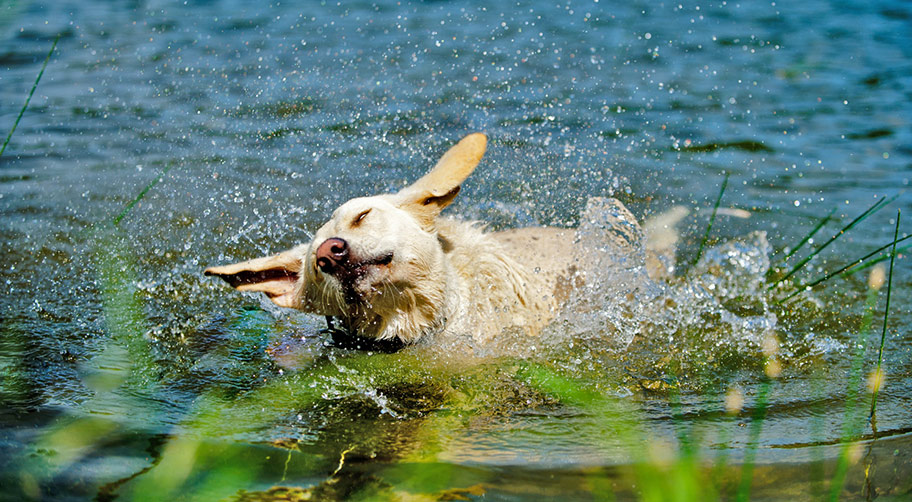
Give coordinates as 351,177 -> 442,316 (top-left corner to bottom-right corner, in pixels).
315,237 -> 349,274
315,237 -> 394,282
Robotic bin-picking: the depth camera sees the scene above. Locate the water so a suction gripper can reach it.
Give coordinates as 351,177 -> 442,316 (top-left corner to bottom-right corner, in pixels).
2,0 -> 911,500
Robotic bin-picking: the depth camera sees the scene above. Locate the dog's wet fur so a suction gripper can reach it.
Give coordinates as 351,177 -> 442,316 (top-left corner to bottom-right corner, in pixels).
206,134 -> 682,348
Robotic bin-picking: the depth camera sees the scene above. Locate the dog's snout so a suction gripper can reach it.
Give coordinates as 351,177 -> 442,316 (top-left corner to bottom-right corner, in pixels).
315,237 -> 349,273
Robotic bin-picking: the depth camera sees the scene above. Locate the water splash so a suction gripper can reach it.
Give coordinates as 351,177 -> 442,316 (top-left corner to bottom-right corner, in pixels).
664,231 -> 778,351
545,197 -> 658,351
538,224 -> 793,387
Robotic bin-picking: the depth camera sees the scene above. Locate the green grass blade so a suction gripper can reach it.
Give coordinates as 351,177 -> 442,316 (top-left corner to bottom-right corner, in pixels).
869,209 -> 900,421
775,233 -> 911,304
113,163 -> 174,225
0,33 -> 60,158
776,206 -> 836,262
693,172 -> 730,267
769,194 -> 899,289
839,242 -> 910,277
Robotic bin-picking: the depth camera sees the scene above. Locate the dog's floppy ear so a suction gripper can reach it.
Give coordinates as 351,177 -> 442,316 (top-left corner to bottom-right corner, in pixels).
204,247 -> 303,308
396,133 -> 487,227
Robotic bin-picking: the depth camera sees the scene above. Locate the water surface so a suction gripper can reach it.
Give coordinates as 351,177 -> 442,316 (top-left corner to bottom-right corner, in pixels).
1,0 -> 911,500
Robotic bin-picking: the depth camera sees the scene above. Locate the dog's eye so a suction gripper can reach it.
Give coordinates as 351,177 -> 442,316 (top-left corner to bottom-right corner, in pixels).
352,209 -> 371,226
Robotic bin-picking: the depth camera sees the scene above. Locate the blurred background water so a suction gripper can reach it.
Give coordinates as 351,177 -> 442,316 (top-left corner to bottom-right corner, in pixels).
1,0 -> 911,500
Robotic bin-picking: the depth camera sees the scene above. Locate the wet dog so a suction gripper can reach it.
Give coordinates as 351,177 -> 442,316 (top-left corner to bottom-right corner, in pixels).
205,134 -> 679,347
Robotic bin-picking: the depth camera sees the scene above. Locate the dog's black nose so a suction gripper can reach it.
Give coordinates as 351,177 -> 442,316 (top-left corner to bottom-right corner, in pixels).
315,237 -> 349,273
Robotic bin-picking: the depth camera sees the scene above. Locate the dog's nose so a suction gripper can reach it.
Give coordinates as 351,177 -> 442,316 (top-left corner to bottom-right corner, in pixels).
315,237 -> 349,273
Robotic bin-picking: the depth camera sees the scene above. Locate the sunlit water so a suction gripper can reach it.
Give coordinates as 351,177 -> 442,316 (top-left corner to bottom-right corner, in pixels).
1,0 -> 911,500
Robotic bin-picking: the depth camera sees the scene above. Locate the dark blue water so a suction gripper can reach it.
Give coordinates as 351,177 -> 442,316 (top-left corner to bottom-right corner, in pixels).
2,1 -> 911,500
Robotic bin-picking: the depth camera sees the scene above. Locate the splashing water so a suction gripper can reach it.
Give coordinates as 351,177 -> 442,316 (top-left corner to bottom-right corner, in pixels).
536,198 -> 782,376
544,197 -> 658,351
661,231 -> 778,353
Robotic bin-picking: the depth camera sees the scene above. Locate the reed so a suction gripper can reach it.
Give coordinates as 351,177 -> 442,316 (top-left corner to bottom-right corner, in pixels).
775,233 -> 911,304
0,34 -> 59,158
869,210 -> 900,421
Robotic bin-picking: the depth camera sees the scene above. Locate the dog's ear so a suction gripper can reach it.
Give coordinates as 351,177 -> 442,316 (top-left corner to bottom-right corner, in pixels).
204,247 -> 303,308
396,133 -> 487,227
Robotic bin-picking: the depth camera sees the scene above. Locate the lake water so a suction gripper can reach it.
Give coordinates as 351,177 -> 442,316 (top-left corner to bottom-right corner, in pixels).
1,0 -> 910,500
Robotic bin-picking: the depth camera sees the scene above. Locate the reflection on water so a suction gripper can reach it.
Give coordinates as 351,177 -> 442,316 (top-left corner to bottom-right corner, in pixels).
1,0 -> 910,500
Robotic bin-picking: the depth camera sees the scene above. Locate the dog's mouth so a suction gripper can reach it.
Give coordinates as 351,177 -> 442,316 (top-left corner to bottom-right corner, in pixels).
339,252 -> 394,302
321,251 -> 394,290
350,252 -> 394,275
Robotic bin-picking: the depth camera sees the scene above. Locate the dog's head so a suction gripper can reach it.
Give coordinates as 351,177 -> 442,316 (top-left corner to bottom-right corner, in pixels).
205,133 -> 487,343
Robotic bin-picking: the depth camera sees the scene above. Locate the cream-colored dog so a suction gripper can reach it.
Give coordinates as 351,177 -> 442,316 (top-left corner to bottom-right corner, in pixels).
206,134 -> 676,347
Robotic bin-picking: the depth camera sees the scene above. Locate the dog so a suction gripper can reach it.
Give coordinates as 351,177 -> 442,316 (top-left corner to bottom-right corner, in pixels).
205,133 -> 680,348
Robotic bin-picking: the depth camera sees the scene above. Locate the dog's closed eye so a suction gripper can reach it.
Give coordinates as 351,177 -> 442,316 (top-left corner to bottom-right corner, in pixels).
351,209 -> 371,227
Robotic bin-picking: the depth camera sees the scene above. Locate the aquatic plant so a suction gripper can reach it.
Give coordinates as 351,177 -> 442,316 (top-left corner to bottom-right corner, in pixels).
769,194 -> 899,290
869,210 -> 900,422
